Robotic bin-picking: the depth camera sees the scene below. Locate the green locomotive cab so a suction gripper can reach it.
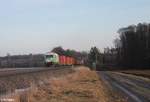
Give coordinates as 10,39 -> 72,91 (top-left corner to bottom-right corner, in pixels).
44,52 -> 59,67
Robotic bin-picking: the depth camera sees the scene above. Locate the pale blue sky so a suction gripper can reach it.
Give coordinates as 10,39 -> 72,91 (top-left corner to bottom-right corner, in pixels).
0,0 -> 150,56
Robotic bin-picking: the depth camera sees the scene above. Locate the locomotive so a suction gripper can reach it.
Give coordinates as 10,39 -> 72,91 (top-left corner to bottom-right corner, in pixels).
44,52 -> 81,67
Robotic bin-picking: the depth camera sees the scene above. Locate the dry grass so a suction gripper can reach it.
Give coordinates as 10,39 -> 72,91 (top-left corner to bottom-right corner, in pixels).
29,67 -> 109,102
0,68 -> 73,102
3,67 -> 127,102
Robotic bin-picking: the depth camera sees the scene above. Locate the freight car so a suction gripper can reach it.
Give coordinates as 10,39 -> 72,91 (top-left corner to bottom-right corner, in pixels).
44,52 -> 81,67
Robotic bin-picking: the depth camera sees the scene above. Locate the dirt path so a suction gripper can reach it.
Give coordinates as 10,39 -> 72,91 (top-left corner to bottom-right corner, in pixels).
98,71 -> 150,102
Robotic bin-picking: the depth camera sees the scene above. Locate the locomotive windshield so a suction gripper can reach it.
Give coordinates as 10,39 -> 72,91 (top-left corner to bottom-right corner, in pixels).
46,55 -> 53,58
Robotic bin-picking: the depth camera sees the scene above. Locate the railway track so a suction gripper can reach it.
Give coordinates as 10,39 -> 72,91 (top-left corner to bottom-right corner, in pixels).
0,66 -> 70,77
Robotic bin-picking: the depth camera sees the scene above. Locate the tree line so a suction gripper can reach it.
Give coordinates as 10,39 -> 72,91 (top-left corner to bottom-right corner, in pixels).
115,23 -> 150,68
88,23 -> 150,70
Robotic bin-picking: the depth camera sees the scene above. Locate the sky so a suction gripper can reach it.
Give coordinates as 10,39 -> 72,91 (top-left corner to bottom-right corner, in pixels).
0,0 -> 150,56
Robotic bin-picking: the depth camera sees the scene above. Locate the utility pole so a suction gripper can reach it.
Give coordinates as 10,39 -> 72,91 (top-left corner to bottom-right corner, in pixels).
95,53 -> 97,71
92,51 -> 98,71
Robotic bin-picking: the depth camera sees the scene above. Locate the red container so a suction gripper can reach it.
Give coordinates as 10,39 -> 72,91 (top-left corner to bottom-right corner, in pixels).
59,55 -> 66,65
67,57 -> 69,65
69,57 -> 71,65
66,57 -> 69,65
63,56 -> 66,65
59,56 -> 63,65
70,57 -> 73,65
71,58 -> 74,65
73,58 -> 75,65
59,56 -> 77,65
70,57 -> 74,65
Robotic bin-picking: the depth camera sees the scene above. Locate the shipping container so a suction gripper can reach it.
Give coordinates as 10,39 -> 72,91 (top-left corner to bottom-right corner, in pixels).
59,56 -> 63,65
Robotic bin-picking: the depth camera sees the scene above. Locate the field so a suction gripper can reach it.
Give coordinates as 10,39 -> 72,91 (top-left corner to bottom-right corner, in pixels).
119,70 -> 150,78
0,66 -> 127,102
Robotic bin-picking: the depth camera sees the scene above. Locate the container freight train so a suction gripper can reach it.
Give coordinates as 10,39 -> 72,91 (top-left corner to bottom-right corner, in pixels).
44,52 -> 82,67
